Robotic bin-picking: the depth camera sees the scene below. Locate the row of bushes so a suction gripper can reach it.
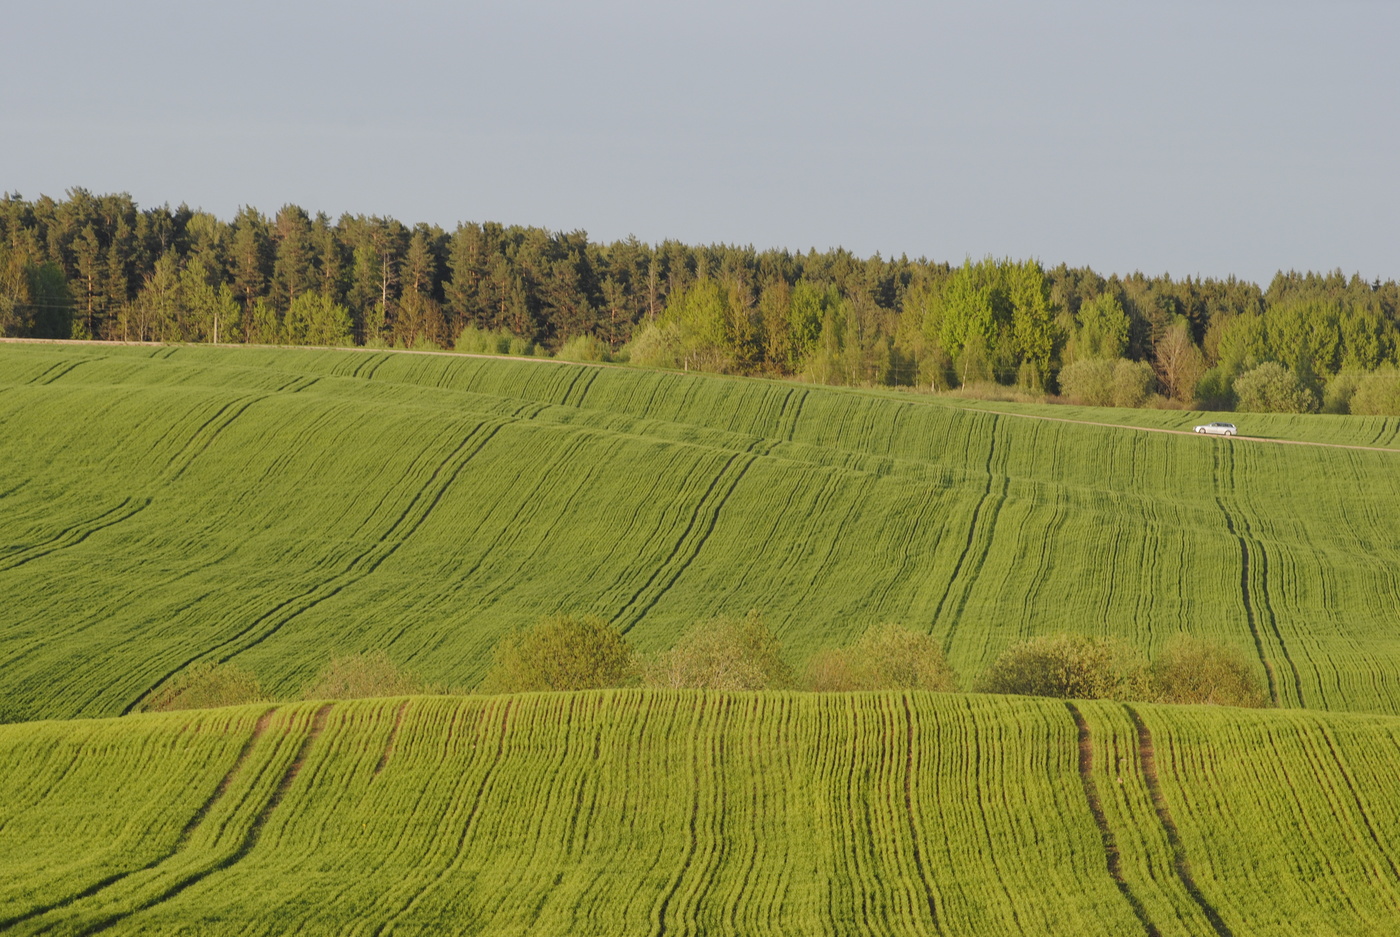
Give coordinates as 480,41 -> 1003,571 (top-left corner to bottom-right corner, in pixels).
451,325 -> 617,365
140,650 -> 426,713
482,614 -> 1265,707
141,615 -> 1266,713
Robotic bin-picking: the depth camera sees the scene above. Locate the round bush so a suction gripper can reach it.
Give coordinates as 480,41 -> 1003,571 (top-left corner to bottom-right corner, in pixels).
1233,362 -> 1318,413
806,623 -> 958,692
303,650 -> 422,700
480,615 -> 635,692
977,633 -> 1148,700
649,611 -> 791,691
144,661 -> 265,712
1152,635 -> 1267,707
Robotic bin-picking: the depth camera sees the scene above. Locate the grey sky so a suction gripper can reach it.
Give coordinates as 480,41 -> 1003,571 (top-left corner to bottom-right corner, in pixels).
5,0 -> 1396,285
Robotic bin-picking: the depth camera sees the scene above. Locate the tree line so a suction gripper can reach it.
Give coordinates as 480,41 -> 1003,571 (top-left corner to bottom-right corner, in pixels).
4,188 -> 1400,413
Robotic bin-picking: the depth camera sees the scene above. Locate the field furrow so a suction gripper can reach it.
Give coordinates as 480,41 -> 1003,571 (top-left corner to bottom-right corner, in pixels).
3,693 -> 1400,934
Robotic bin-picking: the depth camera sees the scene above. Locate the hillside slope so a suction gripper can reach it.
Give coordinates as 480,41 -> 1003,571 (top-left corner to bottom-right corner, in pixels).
2,692 -> 1398,936
3,342 -> 1400,717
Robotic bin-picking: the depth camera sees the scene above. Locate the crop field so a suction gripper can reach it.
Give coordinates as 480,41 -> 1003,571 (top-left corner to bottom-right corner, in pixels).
4,342 -> 1400,719
1,691 -> 1397,936
947,396 -> 1400,449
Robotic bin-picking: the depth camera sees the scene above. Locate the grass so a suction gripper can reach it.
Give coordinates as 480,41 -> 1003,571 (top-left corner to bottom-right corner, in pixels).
4,342 -> 1400,719
1,692 -> 1398,935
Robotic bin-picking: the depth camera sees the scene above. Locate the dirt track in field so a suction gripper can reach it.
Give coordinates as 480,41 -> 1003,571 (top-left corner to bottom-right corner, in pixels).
955,405 -> 1400,454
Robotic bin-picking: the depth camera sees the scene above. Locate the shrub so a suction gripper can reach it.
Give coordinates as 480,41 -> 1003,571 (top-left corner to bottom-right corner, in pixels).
454,325 -> 515,356
1348,366 -> 1400,416
942,381 -> 1044,403
1322,369 -> 1365,414
954,335 -> 994,385
623,320 -> 684,369
805,623 -> 958,692
1015,361 -> 1044,395
1057,358 -> 1115,406
977,633 -> 1149,700
649,611 -> 792,690
555,334 -> 612,363
303,650 -> 422,700
1194,366 -> 1236,410
1233,362 -> 1318,413
1058,358 -> 1154,408
408,333 -> 444,352
1152,635 -> 1268,707
1110,359 -> 1156,408
143,661 -> 265,712
479,615 -> 636,692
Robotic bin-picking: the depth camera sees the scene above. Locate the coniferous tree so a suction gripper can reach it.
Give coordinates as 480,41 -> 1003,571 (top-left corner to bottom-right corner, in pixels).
230,207 -> 271,314
272,204 -> 317,310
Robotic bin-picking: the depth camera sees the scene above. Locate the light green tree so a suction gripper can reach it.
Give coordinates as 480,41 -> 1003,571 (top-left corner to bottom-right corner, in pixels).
179,258 -> 241,343
284,291 -> 353,346
1067,293 -> 1130,363
977,633 -> 1150,700
938,257 -> 1053,385
787,280 -> 830,368
1153,320 -> 1206,403
122,251 -> 181,342
805,623 -> 958,691
1349,366 -> 1400,416
1233,361 -> 1318,413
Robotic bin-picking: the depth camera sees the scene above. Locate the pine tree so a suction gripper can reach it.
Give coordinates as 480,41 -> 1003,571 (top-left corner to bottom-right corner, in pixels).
271,204 -> 317,310
230,207 -> 271,313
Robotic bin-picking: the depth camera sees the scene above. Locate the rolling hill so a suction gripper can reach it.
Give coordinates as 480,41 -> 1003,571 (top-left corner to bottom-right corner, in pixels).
7,341 -> 1400,934
3,341 -> 1399,718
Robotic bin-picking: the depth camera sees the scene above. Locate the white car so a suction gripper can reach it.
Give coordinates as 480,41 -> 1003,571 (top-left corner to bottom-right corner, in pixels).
1194,422 -> 1237,436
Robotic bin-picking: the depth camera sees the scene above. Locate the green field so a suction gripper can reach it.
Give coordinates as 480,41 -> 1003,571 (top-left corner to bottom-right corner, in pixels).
3,342 -> 1400,718
6,341 -> 1400,934
3,692 -> 1399,936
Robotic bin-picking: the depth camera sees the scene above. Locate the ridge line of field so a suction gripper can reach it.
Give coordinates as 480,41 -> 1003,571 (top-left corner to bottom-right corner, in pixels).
652,696 -> 704,937
615,453 -> 757,633
10,338 -> 1400,454
1124,704 -> 1235,937
1064,702 -> 1162,937
1211,446 -> 1279,707
1312,722 -> 1400,885
0,394 -> 264,577
373,701 -> 412,777
369,699 -> 516,935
